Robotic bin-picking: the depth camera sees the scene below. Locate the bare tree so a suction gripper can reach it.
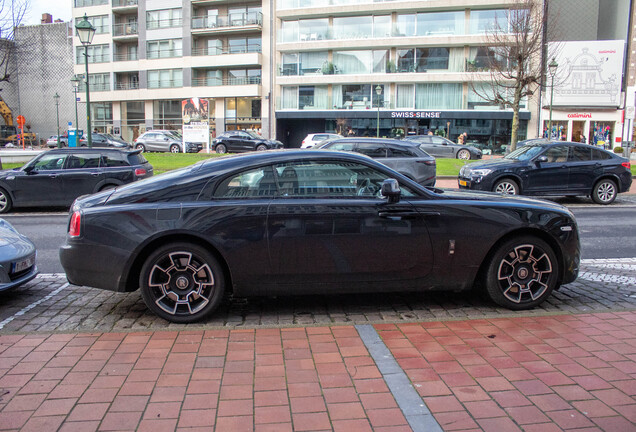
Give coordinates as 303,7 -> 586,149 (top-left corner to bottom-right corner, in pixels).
468,0 -> 556,152
0,0 -> 29,84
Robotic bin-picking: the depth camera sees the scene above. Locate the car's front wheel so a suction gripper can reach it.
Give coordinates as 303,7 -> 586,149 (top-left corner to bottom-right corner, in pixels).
170,144 -> 180,153
591,179 -> 617,205
215,143 -> 227,154
255,144 -> 268,151
457,149 -> 471,160
484,236 -> 558,310
0,188 -> 13,214
493,178 -> 519,195
139,243 -> 225,323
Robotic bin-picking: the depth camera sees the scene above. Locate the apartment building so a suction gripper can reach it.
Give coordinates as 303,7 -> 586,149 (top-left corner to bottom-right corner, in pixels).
72,0 -> 273,142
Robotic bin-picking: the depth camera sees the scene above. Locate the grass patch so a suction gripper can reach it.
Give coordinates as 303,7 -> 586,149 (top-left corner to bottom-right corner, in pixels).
143,153 -> 222,174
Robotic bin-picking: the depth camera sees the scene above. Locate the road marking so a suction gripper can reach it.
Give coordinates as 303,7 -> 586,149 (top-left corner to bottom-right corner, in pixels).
0,283 -> 68,330
356,324 -> 443,432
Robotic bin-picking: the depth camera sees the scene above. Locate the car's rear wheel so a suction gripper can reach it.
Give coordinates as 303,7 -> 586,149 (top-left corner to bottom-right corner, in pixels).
0,188 -> 12,214
170,144 -> 180,153
484,236 -> 558,310
99,184 -> 117,192
493,179 -> 519,195
215,143 -> 227,154
135,144 -> 145,152
139,243 -> 225,323
591,179 -> 617,205
457,149 -> 471,160
255,144 -> 268,151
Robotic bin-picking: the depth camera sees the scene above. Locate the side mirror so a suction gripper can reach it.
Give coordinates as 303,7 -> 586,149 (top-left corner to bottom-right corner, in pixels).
24,165 -> 35,174
381,179 -> 401,203
536,155 -> 548,164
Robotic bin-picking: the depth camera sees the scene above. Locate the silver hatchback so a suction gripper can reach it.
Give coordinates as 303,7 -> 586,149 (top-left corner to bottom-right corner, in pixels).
134,131 -> 201,153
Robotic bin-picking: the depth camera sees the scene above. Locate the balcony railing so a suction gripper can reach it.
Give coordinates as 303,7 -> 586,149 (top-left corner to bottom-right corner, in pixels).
147,49 -> 183,59
192,12 -> 263,30
113,0 -> 138,7
115,82 -> 140,90
113,22 -> 138,37
113,52 -> 138,62
147,18 -> 183,30
77,53 -> 110,64
75,0 -> 108,7
192,76 -> 261,86
148,80 -> 183,89
79,83 -> 110,92
192,45 -> 261,56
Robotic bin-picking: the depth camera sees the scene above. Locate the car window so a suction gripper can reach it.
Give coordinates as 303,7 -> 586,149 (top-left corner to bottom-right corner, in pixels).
30,154 -> 67,171
272,161 -> 417,199
591,148 -> 611,160
355,143 -> 387,158
102,153 -> 130,167
213,166 -> 277,198
387,145 -> 417,158
543,146 -> 569,163
66,153 -> 101,169
313,134 -> 328,141
569,146 -> 591,161
325,142 -> 355,151
430,137 -> 448,145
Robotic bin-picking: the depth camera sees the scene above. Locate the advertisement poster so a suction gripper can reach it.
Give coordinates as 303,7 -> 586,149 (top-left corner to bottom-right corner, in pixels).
549,40 -> 625,107
182,98 -> 210,152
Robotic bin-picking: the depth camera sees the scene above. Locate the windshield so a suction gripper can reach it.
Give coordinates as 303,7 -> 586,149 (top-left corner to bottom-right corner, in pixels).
246,130 -> 262,139
505,145 -> 545,161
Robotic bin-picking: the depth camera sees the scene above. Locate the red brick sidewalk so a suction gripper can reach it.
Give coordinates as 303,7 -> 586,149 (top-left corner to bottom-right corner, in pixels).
1,311 -> 635,431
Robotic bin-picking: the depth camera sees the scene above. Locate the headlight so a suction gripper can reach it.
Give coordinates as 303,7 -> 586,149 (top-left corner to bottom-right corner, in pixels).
470,169 -> 492,177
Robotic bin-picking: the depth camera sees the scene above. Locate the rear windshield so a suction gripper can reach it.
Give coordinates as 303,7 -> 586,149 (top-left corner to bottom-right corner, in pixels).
128,152 -> 148,165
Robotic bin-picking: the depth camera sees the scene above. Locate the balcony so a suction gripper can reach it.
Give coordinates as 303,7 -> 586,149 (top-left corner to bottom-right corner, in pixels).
148,80 -> 183,89
115,82 -> 140,90
192,12 -> 262,35
113,51 -> 138,62
192,45 -> 261,56
147,18 -> 183,30
74,0 -> 108,7
113,22 -> 138,39
192,76 -> 261,86
112,0 -> 138,13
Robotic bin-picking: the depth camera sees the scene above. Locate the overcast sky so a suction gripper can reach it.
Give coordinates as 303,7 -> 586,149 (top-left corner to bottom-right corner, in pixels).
24,0 -> 72,25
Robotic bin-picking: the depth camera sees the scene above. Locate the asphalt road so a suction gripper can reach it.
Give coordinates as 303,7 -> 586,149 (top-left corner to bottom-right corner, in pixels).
2,203 -> 636,274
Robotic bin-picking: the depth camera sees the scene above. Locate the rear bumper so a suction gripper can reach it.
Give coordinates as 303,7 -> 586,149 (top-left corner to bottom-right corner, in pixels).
60,242 -> 130,292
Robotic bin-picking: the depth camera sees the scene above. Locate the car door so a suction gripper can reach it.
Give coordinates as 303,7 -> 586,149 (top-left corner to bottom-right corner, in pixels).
430,137 -> 455,157
224,132 -> 244,152
91,134 -> 108,148
265,159 -> 433,292
59,152 -> 104,205
13,153 -> 68,206
146,133 -> 164,152
567,145 -> 603,193
525,145 -> 570,194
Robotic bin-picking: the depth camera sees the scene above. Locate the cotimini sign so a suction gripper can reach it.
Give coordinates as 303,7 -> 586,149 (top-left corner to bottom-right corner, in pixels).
391,111 -> 442,118
567,113 -> 592,119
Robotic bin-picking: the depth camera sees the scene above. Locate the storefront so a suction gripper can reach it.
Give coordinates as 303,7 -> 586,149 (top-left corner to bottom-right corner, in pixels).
276,110 -> 530,152
540,109 -> 624,148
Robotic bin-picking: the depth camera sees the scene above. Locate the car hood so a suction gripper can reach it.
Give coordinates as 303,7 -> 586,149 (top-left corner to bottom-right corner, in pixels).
0,168 -> 24,179
463,158 -> 526,170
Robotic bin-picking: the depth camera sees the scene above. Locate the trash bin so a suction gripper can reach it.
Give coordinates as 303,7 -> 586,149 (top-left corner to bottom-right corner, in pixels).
68,129 -> 83,147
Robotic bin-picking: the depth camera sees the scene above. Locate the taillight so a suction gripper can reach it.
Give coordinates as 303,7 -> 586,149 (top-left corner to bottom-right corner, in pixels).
622,162 -> 631,169
69,212 -> 81,237
135,168 -> 147,176
417,160 -> 436,166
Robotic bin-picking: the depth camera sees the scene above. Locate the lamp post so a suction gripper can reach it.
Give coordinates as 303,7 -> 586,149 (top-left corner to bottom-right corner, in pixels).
54,93 -> 61,148
70,75 -> 80,134
548,58 -> 558,140
76,14 -> 96,148
375,85 -> 382,138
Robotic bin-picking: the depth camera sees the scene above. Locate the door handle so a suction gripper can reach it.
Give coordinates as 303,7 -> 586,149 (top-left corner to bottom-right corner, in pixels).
378,211 -> 423,220
91,173 -> 100,176
48,174 -> 57,179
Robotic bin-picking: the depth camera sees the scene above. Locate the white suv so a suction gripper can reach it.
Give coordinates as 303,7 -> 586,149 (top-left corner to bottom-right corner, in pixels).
301,133 -> 342,148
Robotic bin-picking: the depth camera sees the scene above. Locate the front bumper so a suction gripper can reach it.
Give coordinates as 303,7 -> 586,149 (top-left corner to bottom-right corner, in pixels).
457,176 -> 492,191
0,262 -> 38,292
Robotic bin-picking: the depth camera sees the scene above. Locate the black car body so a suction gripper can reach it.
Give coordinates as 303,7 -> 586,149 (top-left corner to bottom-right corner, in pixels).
405,135 -> 482,160
319,138 -> 436,187
213,130 -> 283,153
134,131 -> 202,153
79,133 -> 131,149
0,148 -> 153,212
458,141 -> 632,204
60,150 -> 580,323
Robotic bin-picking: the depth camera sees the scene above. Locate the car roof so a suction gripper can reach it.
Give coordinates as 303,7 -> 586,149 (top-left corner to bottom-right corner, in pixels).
327,137 -> 419,146
45,147 -> 135,154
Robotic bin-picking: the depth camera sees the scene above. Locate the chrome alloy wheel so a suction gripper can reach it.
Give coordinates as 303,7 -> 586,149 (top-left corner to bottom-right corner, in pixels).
497,244 -> 553,304
595,181 -> 616,204
495,181 -> 517,195
457,149 -> 471,160
147,251 -> 215,316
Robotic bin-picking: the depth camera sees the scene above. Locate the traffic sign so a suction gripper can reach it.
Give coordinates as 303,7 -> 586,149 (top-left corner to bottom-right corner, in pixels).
16,115 -> 25,127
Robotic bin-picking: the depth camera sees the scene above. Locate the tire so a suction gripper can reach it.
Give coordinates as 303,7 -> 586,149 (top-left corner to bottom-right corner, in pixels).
457,149 -> 471,160
99,184 -> 117,192
135,144 -> 145,152
0,188 -> 12,214
170,144 -> 180,153
484,236 -> 558,310
255,144 -> 268,152
493,178 -> 519,195
215,143 -> 227,154
139,242 -> 225,323
591,179 -> 617,205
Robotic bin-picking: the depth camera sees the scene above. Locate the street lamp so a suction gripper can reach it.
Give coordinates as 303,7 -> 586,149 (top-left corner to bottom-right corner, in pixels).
76,14 -> 96,148
54,93 -> 61,148
548,58 -> 558,140
70,75 -> 80,134
375,85 -> 382,138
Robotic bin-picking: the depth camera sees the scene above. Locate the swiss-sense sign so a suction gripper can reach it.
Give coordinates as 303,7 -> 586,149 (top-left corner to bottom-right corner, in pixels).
391,111 -> 442,118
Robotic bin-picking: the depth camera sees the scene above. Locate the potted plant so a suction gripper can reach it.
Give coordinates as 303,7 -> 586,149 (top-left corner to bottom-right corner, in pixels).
386,60 -> 397,73
321,61 -> 335,75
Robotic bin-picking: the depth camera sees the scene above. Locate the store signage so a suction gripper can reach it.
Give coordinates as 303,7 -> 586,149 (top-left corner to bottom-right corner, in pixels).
391,111 -> 442,119
182,98 -> 210,151
567,113 -> 592,119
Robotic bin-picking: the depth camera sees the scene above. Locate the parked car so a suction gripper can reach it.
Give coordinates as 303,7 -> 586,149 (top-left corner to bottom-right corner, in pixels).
301,133 -> 342,148
0,218 -> 38,291
213,130 -> 283,153
79,133 -> 131,149
458,141 -> 632,204
405,135 -> 482,160
46,135 -> 68,148
319,138 -> 436,186
0,148 -> 153,213
134,131 -> 202,153
60,150 -> 580,323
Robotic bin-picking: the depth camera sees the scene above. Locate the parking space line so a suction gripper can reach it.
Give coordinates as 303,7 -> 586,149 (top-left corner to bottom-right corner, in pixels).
0,283 -> 68,330
356,324 -> 443,432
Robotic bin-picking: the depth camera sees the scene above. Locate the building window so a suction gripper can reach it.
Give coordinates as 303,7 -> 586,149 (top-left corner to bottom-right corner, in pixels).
396,84 -> 415,108
228,69 -> 261,85
148,69 -> 183,88
469,9 -> 513,34
225,97 -> 262,131
416,48 -> 449,71
396,12 -> 464,36
468,47 -> 510,71
147,9 -> 182,29
75,15 -> 109,34
333,16 -> 372,39
332,84 -> 388,109
333,50 -> 388,74
147,39 -> 182,59
79,73 -> 110,92
76,44 -> 110,64
299,86 -> 328,109
228,37 -> 262,54
415,83 -> 462,109
74,0 -> 108,6
282,87 -> 298,109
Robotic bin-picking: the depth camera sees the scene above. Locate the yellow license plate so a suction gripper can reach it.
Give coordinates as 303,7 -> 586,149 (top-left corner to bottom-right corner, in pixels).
459,180 -> 468,187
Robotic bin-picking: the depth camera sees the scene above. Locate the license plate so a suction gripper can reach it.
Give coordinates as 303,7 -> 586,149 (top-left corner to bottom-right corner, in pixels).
459,180 -> 468,187
12,254 -> 35,273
